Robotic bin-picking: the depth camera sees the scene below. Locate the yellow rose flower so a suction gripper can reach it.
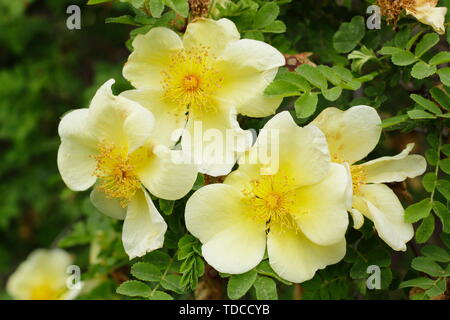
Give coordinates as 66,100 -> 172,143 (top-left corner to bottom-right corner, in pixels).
57,80 -> 198,259
185,111 -> 349,283
405,0 -> 447,35
121,18 -> 285,176
7,249 -> 80,300
312,105 -> 427,251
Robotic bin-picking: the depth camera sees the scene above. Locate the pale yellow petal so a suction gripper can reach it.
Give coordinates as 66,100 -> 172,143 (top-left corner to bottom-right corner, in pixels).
183,18 -> 240,56
354,184 -> 414,251
258,111 -> 330,186
90,185 -> 126,220
216,39 -> 285,117
121,89 -> 187,147
122,189 -> 167,259
88,80 -> 155,153
293,163 -> 349,246
267,225 -> 346,283
185,184 -> 266,273
181,106 -> 253,176
123,27 -> 183,89
311,105 -> 381,164
137,145 -> 198,200
350,208 -> 365,229
57,109 -> 97,191
361,143 -> 427,183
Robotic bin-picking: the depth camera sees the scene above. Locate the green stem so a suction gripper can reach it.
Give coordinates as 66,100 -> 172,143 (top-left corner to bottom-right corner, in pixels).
150,251 -> 177,296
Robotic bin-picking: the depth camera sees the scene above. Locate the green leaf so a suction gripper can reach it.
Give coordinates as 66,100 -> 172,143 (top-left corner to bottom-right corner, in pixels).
227,270 -> 258,300
415,33 -> 439,57
148,291 -> 173,300
441,233 -> 450,249
421,245 -> 450,262
296,64 -> 327,89
399,277 -> 435,289
254,260 -> 292,285
333,16 -> 365,53
440,158 -> 450,174
317,65 -> 341,86
381,114 -> 409,128
264,80 -> 299,97
407,109 -> 436,119
160,274 -> 184,293
331,66 -> 360,90
322,86 -> 342,101
415,214 -> 435,244
116,280 -> 151,298
277,72 -> 310,91
143,251 -> 171,269
105,15 -> 140,26
425,278 -> 447,298
436,180 -> 450,200
253,2 -> 279,29
159,199 -> 174,215
253,276 -> 278,300
410,94 -> 442,114
295,92 -> 318,118
411,61 -> 436,79
149,0 -> 165,18
411,257 -> 444,277
261,20 -> 286,33
429,52 -> 450,66
379,46 -> 403,55
433,201 -> 450,233
131,262 -> 162,282
437,68 -> 450,86
422,173 -> 437,192
430,87 -> 450,111
404,198 -> 432,223
442,144 -> 450,157
425,149 -> 438,166
406,31 -> 424,51
164,0 -> 189,17
391,50 -> 417,66
244,31 -> 264,41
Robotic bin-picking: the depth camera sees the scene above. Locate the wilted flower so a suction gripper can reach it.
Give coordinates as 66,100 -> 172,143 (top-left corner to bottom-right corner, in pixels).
405,0 -> 447,35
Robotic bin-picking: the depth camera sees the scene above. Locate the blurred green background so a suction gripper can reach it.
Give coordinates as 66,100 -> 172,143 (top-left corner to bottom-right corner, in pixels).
0,0 -> 136,296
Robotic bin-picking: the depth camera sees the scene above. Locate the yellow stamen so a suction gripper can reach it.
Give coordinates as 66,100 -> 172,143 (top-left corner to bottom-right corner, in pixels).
350,164 -> 367,195
161,46 -> 223,114
242,175 -> 299,232
94,143 -> 149,207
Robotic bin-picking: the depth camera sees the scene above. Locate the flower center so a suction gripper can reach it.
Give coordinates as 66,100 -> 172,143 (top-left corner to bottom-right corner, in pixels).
161,46 -> 223,114
243,175 -> 298,232
183,74 -> 200,91
350,164 -> 367,195
30,284 -> 63,300
93,143 -> 148,207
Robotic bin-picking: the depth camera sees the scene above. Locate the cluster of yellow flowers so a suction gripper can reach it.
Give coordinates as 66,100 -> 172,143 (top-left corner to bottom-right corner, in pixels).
55,18 -> 426,283
9,18 -> 428,300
